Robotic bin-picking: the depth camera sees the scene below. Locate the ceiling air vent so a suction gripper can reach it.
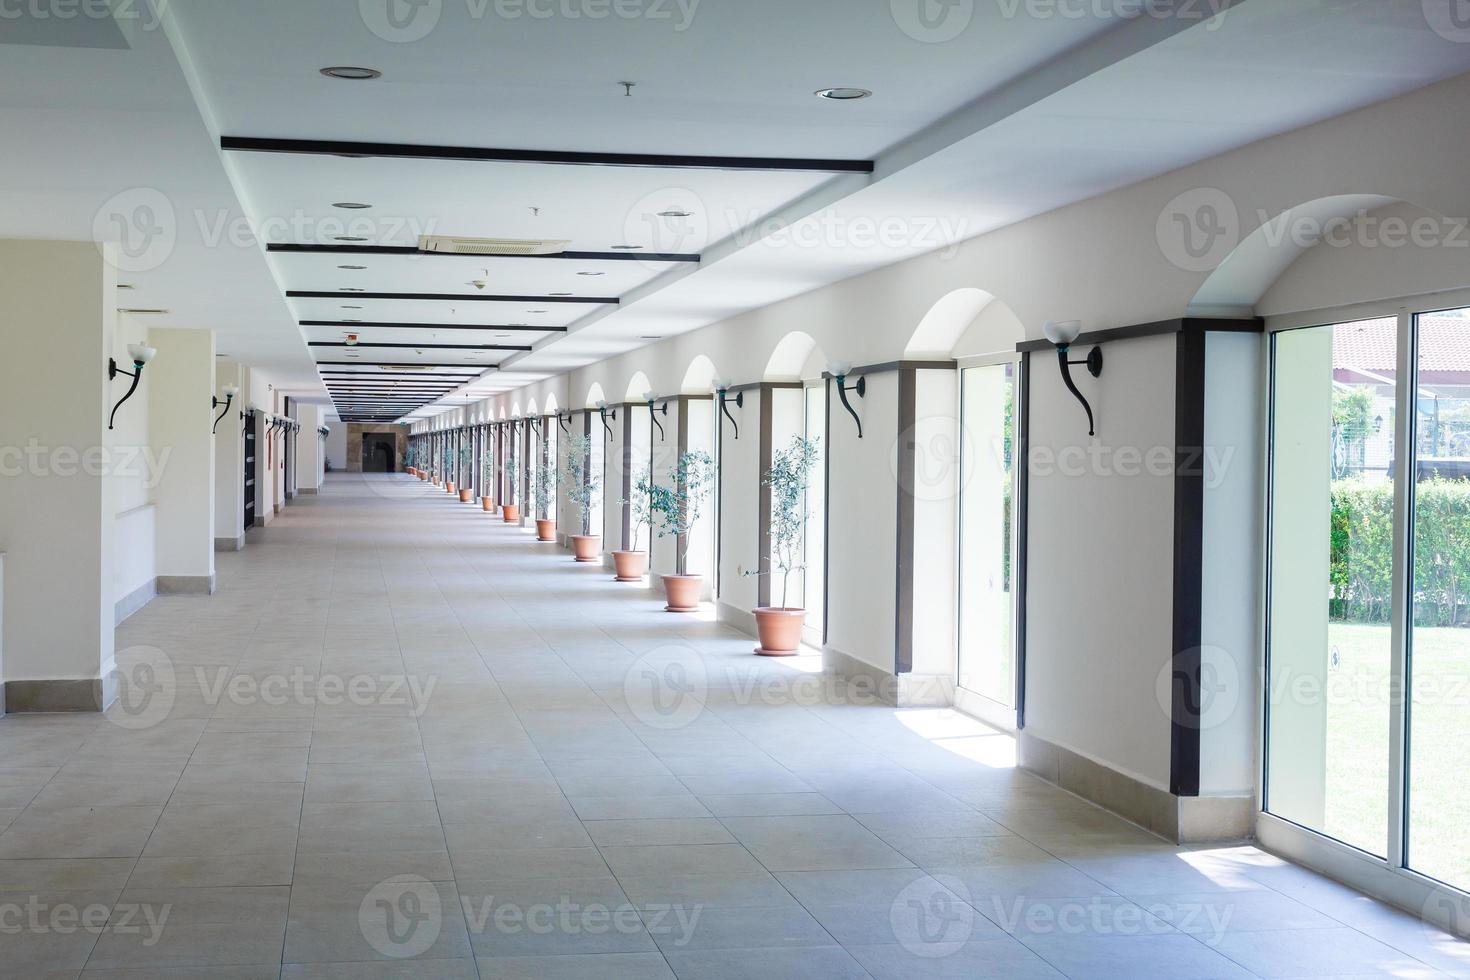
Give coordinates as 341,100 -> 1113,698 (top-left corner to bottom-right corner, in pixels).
418,235 -> 570,256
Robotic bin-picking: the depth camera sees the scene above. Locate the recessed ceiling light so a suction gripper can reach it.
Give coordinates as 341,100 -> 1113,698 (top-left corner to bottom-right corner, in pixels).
656,210 -> 693,218
344,319 -> 362,323
118,283 -> 135,290
338,264 -> 367,270
526,309 -> 547,314
815,87 -> 872,101
550,292 -> 573,296
334,236 -> 368,242
610,245 -> 643,250
333,202 -> 372,210
341,305 -> 363,309
640,335 -> 662,340
320,66 -> 381,81
577,271 -> 605,277
341,287 -> 366,292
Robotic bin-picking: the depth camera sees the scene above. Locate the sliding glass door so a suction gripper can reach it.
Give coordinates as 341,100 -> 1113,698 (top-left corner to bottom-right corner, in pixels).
1267,306 -> 1470,893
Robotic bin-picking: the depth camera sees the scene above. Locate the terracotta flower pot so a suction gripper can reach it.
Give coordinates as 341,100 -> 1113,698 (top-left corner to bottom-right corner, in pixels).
571,535 -> 601,562
753,607 -> 806,656
407,467 -> 416,477
501,504 -> 520,523
419,473 -> 428,481
535,519 -> 556,542
611,550 -> 647,582
661,574 -> 702,613
459,488 -> 473,503
481,496 -> 494,512
446,481 -> 456,494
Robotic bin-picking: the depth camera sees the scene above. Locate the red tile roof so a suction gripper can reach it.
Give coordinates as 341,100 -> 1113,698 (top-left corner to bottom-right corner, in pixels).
1333,315 -> 1470,380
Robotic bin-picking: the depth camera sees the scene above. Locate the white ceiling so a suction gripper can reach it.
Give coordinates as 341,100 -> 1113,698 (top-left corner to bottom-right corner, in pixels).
7,0 -> 1470,422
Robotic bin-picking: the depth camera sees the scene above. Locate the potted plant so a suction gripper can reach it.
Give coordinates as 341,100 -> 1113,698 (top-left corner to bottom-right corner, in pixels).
480,445 -> 496,512
531,456 -> 557,542
502,452 -> 521,523
404,445 -> 417,477
562,434 -> 601,562
613,470 -> 654,582
458,444 -> 474,502
442,447 -> 455,493
649,450 -> 715,613
746,436 -> 820,656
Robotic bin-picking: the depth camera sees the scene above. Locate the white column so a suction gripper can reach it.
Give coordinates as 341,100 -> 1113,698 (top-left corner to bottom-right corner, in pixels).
297,404 -> 324,494
0,239 -> 116,708
148,327 -> 216,593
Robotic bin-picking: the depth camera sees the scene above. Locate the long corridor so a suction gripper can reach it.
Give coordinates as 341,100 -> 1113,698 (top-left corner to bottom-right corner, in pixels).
1,474 -> 1467,978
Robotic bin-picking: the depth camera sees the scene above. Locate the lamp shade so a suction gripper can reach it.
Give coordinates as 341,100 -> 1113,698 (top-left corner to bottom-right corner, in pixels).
127,343 -> 158,365
221,383 -> 239,397
1042,321 -> 1082,346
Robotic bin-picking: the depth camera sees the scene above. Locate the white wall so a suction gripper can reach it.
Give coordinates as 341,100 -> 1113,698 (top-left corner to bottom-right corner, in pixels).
213,361 -> 245,545
110,310 -> 155,612
323,413 -> 346,473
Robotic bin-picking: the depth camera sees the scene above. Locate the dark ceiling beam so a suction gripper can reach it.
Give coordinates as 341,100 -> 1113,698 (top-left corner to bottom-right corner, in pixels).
319,370 -> 480,377
302,320 -> 565,333
316,360 -> 498,369
310,341 -> 531,352
269,243 -> 700,263
221,135 -> 874,174
289,290 -> 615,304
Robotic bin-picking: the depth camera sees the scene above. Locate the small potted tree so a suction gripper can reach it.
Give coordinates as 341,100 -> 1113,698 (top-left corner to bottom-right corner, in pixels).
746,436 -> 819,656
458,444 -> 474,502
404,445 -> 417,478
502,453 -> 521,523
480,444 -> 496,512
443,447 -> 455,494
531,456 -> 557,542
562,434 -> 601,562
650,450 -> 715,613
613,470 -> 654,582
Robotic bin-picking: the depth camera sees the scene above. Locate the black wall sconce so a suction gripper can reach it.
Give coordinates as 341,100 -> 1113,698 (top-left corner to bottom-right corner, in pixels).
830,364 -> 867,439
107,342 -> 157,430
645,392 -> 668,441
716,383 -> 743,440
211,384 -> 238,434
1045,320 -> 1103,436
597,400 -> 617,440
557,412 -> 572,436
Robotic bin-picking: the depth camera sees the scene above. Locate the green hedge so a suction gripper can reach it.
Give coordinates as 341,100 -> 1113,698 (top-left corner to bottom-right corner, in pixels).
1331,478 -> 1470,626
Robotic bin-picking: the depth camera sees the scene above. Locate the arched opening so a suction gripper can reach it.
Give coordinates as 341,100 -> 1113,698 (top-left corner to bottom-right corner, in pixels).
681,355 -> 718,395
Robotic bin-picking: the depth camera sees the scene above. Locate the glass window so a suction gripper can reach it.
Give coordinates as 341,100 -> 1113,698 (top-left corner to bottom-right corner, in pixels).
957,361 -> 1019,709
802,384 -> 827,644
1266,317 -> 1397,856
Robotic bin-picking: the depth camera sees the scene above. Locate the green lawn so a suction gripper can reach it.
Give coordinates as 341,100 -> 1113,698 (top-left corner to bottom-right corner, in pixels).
1323,623 -> 1470,889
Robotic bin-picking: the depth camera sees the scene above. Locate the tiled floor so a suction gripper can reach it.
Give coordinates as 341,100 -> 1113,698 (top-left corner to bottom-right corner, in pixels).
1,473 -> 1467,978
